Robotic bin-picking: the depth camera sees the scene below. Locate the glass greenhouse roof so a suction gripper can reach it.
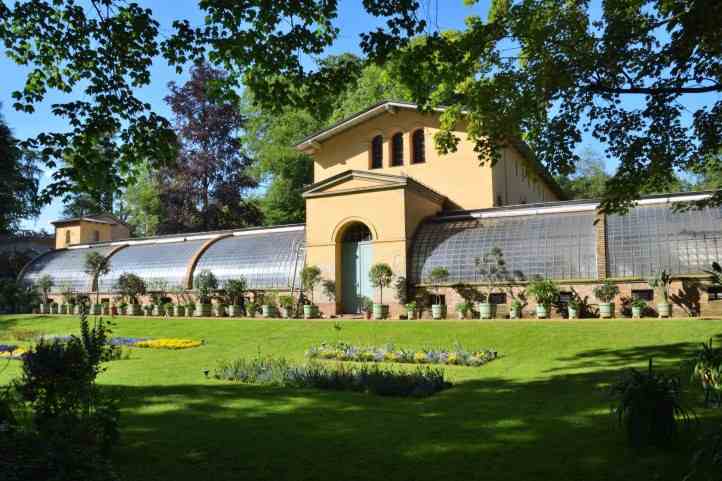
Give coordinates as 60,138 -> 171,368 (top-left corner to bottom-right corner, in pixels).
193,228 -> 305,289
607,204 -> 722,278
20,246 -> 113,294
409,211 -> 599,283
98,239 -> 207,292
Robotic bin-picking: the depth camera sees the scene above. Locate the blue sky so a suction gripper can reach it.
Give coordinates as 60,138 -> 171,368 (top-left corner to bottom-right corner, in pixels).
0,1 -> 709,230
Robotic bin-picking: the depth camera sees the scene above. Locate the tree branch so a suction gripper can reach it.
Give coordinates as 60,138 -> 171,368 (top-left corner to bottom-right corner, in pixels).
588,83 -> 721,95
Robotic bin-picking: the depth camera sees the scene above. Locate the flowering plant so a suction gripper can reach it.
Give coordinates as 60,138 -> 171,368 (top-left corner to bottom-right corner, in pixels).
306,342 -> 498,367
133,338 -> 202,349
0,344 -> 27,359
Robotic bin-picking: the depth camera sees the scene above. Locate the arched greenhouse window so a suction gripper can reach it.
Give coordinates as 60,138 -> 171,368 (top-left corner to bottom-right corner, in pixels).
412,129 -> 425,164
391,132 -> 404,166
370,135 -> 383,169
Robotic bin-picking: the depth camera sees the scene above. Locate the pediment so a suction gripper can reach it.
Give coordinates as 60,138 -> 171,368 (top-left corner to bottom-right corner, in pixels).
303,170 -> 408,198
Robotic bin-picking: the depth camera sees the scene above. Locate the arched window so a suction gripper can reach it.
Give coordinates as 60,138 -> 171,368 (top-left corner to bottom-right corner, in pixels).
370,135 -> 383,169
342,222 -> 372,243
411,129 -> 425,164
65,230 -> 71,245
391,132 -> 404,166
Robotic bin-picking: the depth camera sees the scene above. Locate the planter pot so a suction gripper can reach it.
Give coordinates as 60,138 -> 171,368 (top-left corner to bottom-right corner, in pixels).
262,305 -> 277,318
632,306 -> 642,318
657,302 -> 672,318
477,302 -> 495,320
49,304 -> 58,314
142,306 -> 153,316
195,303 -> 212,317
39,303 -> 50,314
60,304 -> 69,315
568,306 -> 578,319
101,305 -> 110,316
279,307 -> 291,318
152,305 -> 165,316
509,306 -> 521,319
165,307 -> 175,317
431,304 -> 445,320
127,304 -> 141,316
88,304 -> 101,316
405,308 -> 416,320
214,305 -> 227,317
303,304 -> 318,319
185,305 -> 195,317
598,302 -> 614,318
73,305 -> 82,315
173,305 -> 186,317
535,305 -> 548,319
246,307 -> 257,318
227,305 -> 243,317
372,304 -> 389,320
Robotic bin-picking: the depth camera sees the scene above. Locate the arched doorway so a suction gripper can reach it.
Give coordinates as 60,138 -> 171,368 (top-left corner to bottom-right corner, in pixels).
340,222 -> 373,313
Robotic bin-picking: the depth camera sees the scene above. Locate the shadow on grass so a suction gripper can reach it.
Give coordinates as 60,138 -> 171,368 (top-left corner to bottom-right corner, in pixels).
107,362 -> 717,481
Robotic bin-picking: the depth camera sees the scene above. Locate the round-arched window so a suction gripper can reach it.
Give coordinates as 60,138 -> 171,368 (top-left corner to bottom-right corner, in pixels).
342,223 -> 372,243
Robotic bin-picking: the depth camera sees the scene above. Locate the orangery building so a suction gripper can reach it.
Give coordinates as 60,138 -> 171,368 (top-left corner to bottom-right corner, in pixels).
19,101 -> 722,318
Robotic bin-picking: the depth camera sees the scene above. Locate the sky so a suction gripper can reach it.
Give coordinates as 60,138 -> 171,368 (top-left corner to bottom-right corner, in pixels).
0,0 -> 712,231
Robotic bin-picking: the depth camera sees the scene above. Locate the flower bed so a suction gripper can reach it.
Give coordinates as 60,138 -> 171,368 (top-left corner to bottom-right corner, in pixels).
213,357 -> 451,397
133,338 -> 202,350
0,344 -> 27,360
306,342 -> 499,367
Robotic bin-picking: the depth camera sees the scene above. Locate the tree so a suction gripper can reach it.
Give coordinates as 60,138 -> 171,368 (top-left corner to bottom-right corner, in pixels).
555,150 -> 611,200
36,275 -> 54,305
369,263 -> 393,305
120,161 -> 162,237
300,266 -> 322,305
384,1 -> 722,213
0,110 -> 41,233
160,62 -> 261,233
84,252 -> 111,305
114,273 -> 145,305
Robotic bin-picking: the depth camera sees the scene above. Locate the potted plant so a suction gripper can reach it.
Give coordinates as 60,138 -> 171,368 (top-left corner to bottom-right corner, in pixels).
322,279 -> 336,309
630,298 -> 646,318
475,247 -> 510,319
279,294 -> 295,318
405,301 -> 417,320
593,280 -> 620,318
358,296 -> 373,319
510,298 -> 523,319
36,274 -> 54,314
245,300 -> 258,318
101,301 -> 110,316
142,304 -> 153,316
224,278 -> 247,317
455,301 -> 471,319
84,251 -> 111,316
162,302 -> 173,317
261,292 -> 278,318
527,278 -> 559,319
193,269 -> 217,317
301,265 -> 321,319
118,301 -> 128,315
568,296 -> 581,319
184,301 -> 195,317
214,301 -> 227,317
115,273 -> 145,316
427,266 -> 449,319
648,270 -> 673,318
369,263 -> 393,320
49,301 -> 58,314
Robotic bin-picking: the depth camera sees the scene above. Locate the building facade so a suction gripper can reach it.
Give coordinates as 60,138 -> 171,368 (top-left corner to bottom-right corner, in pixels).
18,101 -> 722,318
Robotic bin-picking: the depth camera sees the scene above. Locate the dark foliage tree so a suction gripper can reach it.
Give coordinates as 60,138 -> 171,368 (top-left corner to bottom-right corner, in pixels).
159,62 -> 260,233
0,110 -> 41,233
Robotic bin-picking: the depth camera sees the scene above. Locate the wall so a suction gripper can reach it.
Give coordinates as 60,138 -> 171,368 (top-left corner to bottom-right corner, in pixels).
310,109 -> 497,211
492,147 -> 559,206
55,221 -> 119,249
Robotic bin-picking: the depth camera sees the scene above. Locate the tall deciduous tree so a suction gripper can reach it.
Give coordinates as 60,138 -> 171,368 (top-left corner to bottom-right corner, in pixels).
0,109 -> 41,233
160,62 -> 260,233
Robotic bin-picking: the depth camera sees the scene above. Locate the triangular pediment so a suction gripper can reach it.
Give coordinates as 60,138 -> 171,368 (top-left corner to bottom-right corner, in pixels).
303,170 -> 409,198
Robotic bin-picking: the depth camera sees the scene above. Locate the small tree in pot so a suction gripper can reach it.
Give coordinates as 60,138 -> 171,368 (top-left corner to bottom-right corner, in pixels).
506,287 -> 527,319
84,251 -> 111,315
36,274 -> 54,314
427,267 -> 449,319
278,294 -> 295,318
300,265 -> 321,318
631,298 -> 647,318
593,280 -> 620,318
115,273 -> 145,315
171,286 -> 191,317
261,292 -> 278,318
369,263 -> 393,319
475,247 -> 510,319
149,279 -> 169,316
648,270 -> 673,318
224,278 -> 247,317
527,278 -> 559,319
193,269 -> 217,317
321,279 -> 336,309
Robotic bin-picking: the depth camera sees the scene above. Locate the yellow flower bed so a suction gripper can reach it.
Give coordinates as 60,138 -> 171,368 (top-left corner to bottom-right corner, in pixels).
133,339 -> 202,350
0,347 -> 26,359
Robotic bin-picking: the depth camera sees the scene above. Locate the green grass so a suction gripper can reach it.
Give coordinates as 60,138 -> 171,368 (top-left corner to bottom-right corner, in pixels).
2,314 -> 722,481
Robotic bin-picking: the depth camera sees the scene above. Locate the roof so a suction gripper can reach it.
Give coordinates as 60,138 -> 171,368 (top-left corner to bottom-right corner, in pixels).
51,212 -> 127,226
294,100 -> 566,200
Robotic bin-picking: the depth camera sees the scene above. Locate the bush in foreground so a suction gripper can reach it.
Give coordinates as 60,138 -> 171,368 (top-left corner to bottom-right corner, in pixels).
213,357 -> 451,398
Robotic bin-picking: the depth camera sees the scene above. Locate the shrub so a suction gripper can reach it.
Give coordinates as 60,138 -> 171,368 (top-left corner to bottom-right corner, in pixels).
224,278 -> 247,306
114,273 -> 146,305
610,359 -> 690,448
321,279 -> 336,303
593,280 -> 620,304
527,278 -> 559,310
369,263 -> 393,305
213,357 -> 451,398
692,338 -> 722,407
0,279 -> 39,314
36,274 -> 54,305
301,266 -> 322,304
193,270 -> 218,304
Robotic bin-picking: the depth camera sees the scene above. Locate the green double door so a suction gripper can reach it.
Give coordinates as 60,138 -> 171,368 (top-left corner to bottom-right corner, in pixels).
341,239 -> 373,313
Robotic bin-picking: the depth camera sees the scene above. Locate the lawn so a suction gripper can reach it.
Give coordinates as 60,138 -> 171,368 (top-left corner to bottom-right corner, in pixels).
2,314 -> 722,481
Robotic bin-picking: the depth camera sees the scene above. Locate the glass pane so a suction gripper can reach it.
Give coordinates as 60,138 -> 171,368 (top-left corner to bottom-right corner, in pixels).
20,246 -> 113,293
